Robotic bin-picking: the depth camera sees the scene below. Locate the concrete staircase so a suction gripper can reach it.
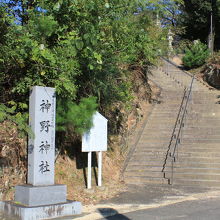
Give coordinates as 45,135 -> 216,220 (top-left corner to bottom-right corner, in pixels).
124,59 -> 220,188
169,91 -> 220,188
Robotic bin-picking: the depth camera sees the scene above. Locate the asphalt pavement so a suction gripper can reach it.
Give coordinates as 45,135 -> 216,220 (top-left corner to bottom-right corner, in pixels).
73,184 -> 220,220
99,196 -> 220,220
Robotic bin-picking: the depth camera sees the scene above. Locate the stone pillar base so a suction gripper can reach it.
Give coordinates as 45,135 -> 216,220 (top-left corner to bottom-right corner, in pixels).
0,200 -> 82,220
15,184 -> 67,206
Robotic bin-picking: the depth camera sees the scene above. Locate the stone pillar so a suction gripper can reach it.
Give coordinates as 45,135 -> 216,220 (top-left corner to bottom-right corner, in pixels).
28,86 -> 56,185
1,86 -> 82,220
15,86 -> 67,206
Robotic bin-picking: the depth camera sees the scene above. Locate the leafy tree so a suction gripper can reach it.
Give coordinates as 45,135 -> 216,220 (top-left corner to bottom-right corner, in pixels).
146,0 -> 183,28
0,0 -> 168,136
182,40 -> 210,69
177,0 -> 220,50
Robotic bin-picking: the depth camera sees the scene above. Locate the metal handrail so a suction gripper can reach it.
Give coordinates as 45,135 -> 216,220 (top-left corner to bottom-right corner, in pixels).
171,76 -> 194,159
162,88 -> 187,173
170,75 -> 195,184
161,57 -> 193,78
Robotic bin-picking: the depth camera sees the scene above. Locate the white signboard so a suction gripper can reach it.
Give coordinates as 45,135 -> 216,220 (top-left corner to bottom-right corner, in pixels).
28,86 -> 56,186
82,112 -> 108,152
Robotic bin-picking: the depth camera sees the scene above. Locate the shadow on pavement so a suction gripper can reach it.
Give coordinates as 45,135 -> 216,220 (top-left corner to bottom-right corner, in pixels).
98,208 -> 131,220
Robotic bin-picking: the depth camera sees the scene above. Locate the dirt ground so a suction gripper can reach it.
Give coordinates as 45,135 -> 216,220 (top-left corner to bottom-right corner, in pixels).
171,55 -> 183,66
53,77 -> 160,206
0,67 -> 160,206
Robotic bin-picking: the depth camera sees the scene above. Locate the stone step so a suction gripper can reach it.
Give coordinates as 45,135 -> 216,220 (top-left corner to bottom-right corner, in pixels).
148,113 -> 181,116
126,163 -> 164,169
159,90 -> 185,94
125,170 -> 164,178
150,108 -> 182,111
154,96 -> 183,100
183,116 -> 220,120
138,137 -> 170,143
183,126 -> 220,129
169,167 -> 220,174
180,143 -> 220,147
154,98 -> 182,101
185,119 -> 220,123
128,160 -> 169,166
188,113 -> 220,117
142,128 -> 173,132
184,126 -> 220,129
181,137 -> 220,141
148,120 -> 220,125
126,165 -> 165,172
139,133 -> 172,138
139,135 -> 173,140
171,172 -> 220,181
131,154 -> 166,160
189,111 -> 220,115
183,130 -> 220,135
136,143 -> 170,147
136,140 -> 170,145
149,114 -> 183,118
136,144 -> 170,148
135,144 -> 169,149
146,121 -> 178,125
190,113 -> 220,117
132,151 -> 220,161
139,136 -> 220,141
188,108 -> 219,111
147,119 -> 177,123
133,151 -> 167,157
124,176 -> 169,185
165,162 -> 220,169
149,113 -> 181,116
173,179 -> 220,188
182,135 -> 220,139
178,147 -> 220,152
181,139 -> 220,143
190,96 -> 219,99
177,157 -> 220,163
152,104 -> 183,108
188,111 -> 220,114
136,147 -> 220,154
138,139 -> 170,144
144,125 -> 178,129
191,90 -> 219,94
135,145 -> 169,150
142,127 -> 174,131
191,101 -> 219,105
189,107 -> 220,111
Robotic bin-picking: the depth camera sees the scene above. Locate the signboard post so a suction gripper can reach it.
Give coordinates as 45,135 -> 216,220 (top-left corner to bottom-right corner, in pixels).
98,151 -> 102,186
88,151 -> 92,189
82,112 -> 108,189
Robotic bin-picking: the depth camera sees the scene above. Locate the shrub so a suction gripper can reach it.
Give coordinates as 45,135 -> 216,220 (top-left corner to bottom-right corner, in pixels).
183,40 -> 210,69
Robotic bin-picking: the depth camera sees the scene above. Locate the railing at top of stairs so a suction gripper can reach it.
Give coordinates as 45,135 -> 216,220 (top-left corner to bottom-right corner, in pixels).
161,58 -> 195,185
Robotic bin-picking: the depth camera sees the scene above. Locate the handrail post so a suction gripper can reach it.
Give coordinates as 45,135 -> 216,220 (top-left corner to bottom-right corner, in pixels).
171,158 -> 174,185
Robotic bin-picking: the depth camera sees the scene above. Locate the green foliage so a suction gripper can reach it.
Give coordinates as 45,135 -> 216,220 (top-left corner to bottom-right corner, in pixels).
0,102 -> 30,136
56,96 -> 98,134
0,0 -> 167,135
183,40 -> 210,69
177,0 -> 220,49
147,0 -> 183,27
